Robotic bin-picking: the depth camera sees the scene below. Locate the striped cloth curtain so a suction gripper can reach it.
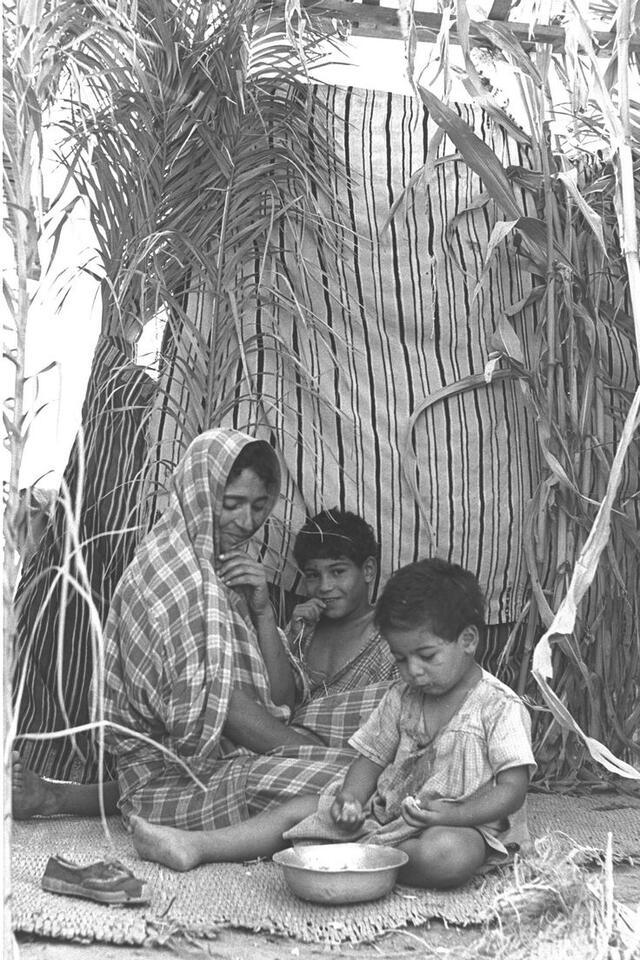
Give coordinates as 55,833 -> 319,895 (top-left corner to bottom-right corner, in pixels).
148,83 -> 543,632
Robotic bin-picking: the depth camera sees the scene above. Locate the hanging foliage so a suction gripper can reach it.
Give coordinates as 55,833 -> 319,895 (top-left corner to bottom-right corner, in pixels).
394,0 -> 640,785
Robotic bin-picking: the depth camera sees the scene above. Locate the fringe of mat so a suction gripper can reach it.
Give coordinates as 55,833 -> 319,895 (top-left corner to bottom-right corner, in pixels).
12,793 -> 640,946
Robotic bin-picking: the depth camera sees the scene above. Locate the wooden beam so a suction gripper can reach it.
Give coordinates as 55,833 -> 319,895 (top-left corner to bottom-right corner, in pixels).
487,0 -> 512,21
272,0 -> 634,52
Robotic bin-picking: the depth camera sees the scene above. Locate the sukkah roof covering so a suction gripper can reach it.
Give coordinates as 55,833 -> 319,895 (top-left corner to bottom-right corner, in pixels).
269,0 -> 640,52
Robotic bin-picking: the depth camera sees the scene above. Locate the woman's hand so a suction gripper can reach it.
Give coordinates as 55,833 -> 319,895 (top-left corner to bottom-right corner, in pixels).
219,553 -> 296,708
288,598 -> 327,640
225,691 -> 318,750
330,791 -> 365,831
218,551 -> 271,619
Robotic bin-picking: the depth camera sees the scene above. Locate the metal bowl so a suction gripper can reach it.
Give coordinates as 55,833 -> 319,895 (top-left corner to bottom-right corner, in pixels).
272,843 -> 409,904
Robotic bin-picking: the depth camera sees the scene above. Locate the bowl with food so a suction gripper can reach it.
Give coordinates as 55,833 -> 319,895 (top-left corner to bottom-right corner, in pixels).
272,842 -> 409,904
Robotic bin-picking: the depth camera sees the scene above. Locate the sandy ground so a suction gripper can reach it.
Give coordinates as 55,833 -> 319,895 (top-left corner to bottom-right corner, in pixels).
15,921 -> 475,960
13,863 -> 640,960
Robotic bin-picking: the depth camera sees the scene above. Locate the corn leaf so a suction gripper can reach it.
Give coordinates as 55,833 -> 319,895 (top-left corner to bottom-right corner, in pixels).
471,19 -> 543,86
472,219 -> 519,302
418,85 -> 523,220
557,170 -> 608,257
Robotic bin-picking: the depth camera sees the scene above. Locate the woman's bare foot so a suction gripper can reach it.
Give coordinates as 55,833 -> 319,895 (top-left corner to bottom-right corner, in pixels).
130,815 -> 204,871
12,752 -> 61,819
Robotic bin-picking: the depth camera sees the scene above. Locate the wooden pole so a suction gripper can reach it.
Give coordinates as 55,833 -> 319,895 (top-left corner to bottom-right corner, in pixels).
616,0 -> 640,361
269,0 -> 638,52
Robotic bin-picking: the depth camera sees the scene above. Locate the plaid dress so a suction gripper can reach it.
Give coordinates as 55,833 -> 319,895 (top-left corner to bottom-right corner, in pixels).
285,618 -> 398,748
288,614 -> 397,701
102,429 -> 390,828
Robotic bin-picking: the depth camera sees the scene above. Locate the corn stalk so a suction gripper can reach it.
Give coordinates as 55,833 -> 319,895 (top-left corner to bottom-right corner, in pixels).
7,0 -> 347,824
3,0 -> 199,883
530,0 -> 640,782
395,0 -> 640,783
2,0 -> 101,944
3,0 -> 41,950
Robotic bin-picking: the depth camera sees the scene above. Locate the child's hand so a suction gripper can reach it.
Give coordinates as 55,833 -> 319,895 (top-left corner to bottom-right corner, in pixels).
401,796 -> 459,828
289,599 -> 327,639
330,791 -> 365,831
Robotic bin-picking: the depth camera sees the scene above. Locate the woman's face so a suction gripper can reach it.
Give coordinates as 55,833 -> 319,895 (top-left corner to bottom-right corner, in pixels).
218,468 -> 272,553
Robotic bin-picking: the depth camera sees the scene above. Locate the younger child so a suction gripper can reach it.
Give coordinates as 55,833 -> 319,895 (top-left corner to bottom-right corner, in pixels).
130,559 -> 535,890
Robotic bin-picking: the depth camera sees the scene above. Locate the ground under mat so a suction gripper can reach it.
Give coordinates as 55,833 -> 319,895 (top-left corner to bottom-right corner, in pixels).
11,792 -> 640,947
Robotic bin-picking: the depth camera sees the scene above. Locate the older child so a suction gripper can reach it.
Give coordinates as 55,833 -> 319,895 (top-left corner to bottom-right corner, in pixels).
287,508 -> 397,701
130,558 -> 535,889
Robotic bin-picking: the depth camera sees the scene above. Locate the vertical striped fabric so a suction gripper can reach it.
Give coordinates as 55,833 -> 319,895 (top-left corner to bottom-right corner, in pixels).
148,84 -> 542,628
144,82 -> 638,692
13,337 -> 154,781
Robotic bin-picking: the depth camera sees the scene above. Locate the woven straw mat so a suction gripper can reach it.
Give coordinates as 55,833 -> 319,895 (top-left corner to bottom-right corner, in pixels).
11,792 -> 640,946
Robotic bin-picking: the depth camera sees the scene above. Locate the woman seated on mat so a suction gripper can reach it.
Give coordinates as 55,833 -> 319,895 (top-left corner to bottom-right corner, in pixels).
12,431 -> 395,826
130,559 -> 535,890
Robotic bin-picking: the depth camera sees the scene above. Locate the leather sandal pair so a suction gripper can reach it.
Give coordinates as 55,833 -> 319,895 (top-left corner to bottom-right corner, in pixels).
41,855 -> 150,905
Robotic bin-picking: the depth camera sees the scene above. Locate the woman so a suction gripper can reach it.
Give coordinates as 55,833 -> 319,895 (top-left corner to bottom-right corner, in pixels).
13,429 -> 392,826
100,428 -> 380,829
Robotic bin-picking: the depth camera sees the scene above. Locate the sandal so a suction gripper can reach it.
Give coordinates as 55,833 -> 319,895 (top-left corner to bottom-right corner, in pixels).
41,855 -> 150,905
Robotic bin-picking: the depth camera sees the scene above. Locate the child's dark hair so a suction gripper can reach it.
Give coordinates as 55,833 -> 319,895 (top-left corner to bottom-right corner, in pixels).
375,558 -> 485,641
228,441 -> 279,492
293,508 -> 378,567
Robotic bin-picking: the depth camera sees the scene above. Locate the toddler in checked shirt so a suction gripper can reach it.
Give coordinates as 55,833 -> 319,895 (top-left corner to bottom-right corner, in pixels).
285,557 -> 536,887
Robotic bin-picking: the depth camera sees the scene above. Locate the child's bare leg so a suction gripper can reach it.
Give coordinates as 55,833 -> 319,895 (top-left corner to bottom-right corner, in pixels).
398,826 -> 487,889
11,752 -> 119,819
130,794 -> 319,872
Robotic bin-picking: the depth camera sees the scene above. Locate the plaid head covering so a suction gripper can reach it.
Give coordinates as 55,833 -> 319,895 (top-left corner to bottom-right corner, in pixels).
101,428 -> 286,793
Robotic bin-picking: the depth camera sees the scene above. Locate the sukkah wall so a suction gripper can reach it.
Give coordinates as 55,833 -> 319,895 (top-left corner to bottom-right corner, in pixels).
12,68 -> 639,784
148,84 -> 541,622
142,81 -> 639,779
145,81 -> 636,638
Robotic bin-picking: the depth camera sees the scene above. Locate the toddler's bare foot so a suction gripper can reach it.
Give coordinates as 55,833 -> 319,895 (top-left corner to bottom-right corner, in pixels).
130,815 -> 203,871
12,752 -> 61,819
